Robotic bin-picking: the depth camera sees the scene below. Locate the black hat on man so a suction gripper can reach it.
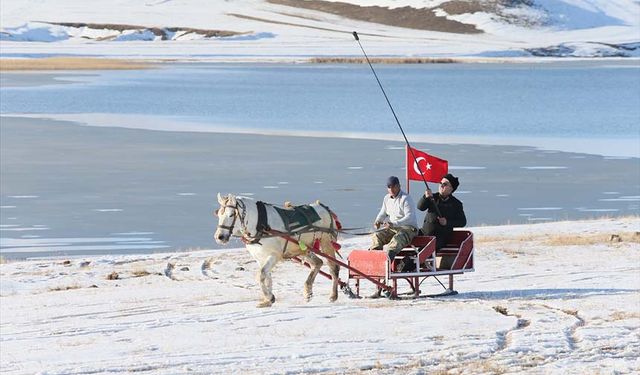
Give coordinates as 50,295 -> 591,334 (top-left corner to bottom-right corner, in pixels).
386,176 -> 400,187
443,173 -> 459,192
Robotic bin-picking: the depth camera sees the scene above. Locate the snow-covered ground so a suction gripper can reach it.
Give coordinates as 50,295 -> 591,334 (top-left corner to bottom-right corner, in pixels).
1,217 -> 639,374
1,0 -> 639,60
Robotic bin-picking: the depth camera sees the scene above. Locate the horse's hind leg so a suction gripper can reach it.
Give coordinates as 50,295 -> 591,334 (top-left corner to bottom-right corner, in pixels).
321,239 -> 340,302
301,252 -> 323,302
256,255 -> 277,308
328,258 -> 340,302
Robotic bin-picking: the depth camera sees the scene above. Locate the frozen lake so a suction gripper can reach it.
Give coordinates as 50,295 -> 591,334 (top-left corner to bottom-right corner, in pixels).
1,62 -> 639,258
2,62 -> 639,151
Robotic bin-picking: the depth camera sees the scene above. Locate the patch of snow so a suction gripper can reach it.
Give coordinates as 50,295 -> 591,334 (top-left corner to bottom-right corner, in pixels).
111,232 -> 155,235
600,196 -> 640,202
520,166 -> 568,169
576,208 -> 620,212
220,32 -> 276,41
518,207 -> 563,210
323,0 -> 448,9
535,0 -> 639,29
113,29 -> 159,42
449,166 -> 487,170
0,227 -> 50,232
0,22 -> 68,42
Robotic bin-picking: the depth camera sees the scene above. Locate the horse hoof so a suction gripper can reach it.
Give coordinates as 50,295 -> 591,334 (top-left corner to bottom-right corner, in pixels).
329,295 -> 338,302
271,295 -> 276,303
257,300 -> 272,308
304,293 -> 313,302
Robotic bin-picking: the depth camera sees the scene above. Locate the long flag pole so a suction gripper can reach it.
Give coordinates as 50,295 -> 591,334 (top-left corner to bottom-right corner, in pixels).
352,31 -> 441,216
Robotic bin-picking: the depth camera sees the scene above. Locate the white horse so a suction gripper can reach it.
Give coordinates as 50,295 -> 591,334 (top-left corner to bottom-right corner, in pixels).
214,193 -> 341,308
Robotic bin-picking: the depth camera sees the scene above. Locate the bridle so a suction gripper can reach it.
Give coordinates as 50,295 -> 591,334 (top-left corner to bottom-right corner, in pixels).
216,198 -> 247,236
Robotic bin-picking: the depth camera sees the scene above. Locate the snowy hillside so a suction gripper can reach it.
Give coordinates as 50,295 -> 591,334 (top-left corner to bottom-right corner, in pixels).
1,217 -> 639,373
1,0 -> 639,60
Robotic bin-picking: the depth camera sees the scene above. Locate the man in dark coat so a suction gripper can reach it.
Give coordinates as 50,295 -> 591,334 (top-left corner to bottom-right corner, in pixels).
417,173 -> 467,250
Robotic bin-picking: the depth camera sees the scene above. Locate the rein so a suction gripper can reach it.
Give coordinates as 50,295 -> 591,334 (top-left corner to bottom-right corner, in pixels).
337,228 -> 373,236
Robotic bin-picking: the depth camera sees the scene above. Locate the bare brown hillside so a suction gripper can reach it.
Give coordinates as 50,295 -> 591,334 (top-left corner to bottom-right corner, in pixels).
267,0 -> 483,34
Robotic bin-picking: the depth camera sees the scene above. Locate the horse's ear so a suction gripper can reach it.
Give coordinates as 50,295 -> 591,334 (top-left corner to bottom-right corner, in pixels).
227,194 -> 236,205
217,193 -> 224,204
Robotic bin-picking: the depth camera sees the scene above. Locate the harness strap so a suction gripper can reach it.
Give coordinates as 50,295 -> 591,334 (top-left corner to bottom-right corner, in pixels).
318,202 -> 342,232
238,201 -> 339,246
256,201 -> 270,233
297,208 -> 319,231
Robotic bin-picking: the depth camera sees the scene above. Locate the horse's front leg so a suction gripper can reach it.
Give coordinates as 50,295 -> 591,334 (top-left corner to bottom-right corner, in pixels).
256,255 -> 277,308
300,252 -> 323,302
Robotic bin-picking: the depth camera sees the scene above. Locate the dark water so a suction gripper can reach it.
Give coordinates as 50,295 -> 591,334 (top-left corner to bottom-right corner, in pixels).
1,116 -> 638,259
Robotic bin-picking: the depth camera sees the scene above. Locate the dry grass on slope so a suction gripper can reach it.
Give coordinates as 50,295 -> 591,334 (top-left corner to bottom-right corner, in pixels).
308,57 -> 460,64
478,232 -> 640,247
543,232 -> 640,246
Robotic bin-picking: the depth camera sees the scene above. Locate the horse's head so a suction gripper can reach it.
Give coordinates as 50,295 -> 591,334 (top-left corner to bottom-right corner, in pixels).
214,193 -> 239,244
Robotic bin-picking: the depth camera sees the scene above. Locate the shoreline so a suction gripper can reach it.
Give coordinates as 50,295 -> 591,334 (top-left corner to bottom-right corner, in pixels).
2,215 -> 638,262
1,55 -> 640,71
4,113 -> 638,158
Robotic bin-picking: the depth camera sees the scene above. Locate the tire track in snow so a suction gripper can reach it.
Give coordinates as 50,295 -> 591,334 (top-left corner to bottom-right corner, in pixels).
492,305 -> 531,351
542,304 -> 586,350
201,258 -> 218,279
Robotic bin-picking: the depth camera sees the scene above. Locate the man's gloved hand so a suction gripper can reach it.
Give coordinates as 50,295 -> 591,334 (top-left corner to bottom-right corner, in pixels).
425,189 -> 433,199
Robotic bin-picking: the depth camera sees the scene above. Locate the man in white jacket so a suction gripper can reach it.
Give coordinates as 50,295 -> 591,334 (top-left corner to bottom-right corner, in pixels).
370,176 -> 418,269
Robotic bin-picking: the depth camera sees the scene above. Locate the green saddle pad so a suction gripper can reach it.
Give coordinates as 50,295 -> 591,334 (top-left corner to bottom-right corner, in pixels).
273,205 -> 321,233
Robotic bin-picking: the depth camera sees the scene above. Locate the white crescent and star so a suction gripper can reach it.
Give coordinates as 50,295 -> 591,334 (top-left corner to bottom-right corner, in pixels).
413,157 -> 432,174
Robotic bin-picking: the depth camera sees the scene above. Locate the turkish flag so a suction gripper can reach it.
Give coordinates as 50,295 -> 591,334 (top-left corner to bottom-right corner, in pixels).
406,146 -> 448,183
